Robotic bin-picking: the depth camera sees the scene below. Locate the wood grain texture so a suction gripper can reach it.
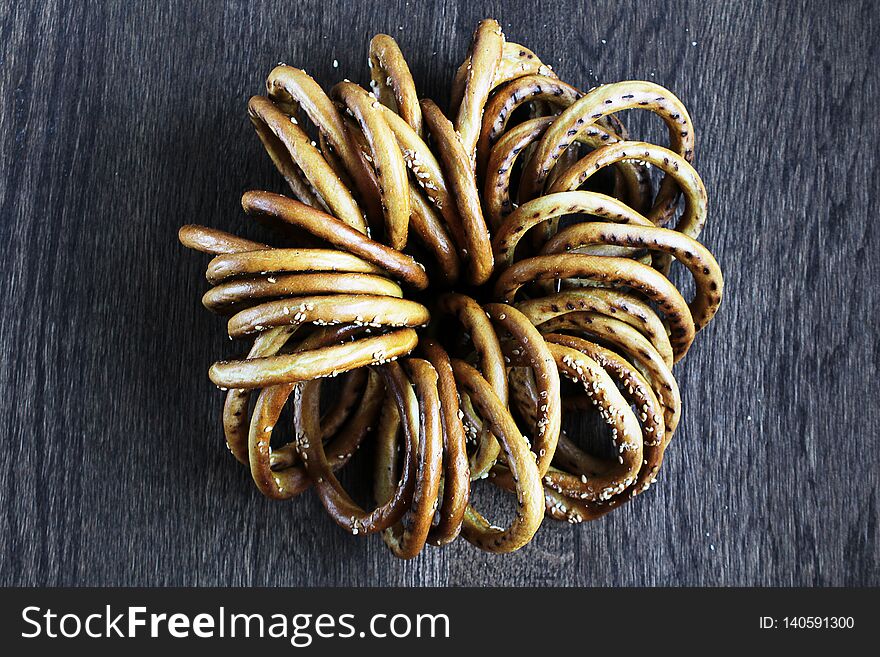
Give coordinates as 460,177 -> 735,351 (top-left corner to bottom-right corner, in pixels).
0,0 -> 877,587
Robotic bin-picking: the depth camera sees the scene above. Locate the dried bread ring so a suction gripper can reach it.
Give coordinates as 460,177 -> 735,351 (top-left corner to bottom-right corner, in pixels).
435,293 -> 508,477
519,81 -> 695,225
247,95 -> 367,232
492,190 -> 654,268
453,18 -> 505,160
205,249 -> 385,285
331,82 -> 411,249
494,253 -> 695,362
451,359 -> 544,553
202,273 -> 402,314
376,358 -> 443,558
209,327 -> 419,389
515,288 -> 674,368
485,303 -> 561,481
369,34 -> 423,136
538,311 -> 681,438
548,140 -> 707,238
241,190 -> 428,290
542,342 -> 643,502
294,362 -> 417,535
422,99 -> 494,285
179,224 -> 269,255
266,66 -> 380,221
541,222 -> 723,330
419,339 -> 470,546
476,74 -> 581,176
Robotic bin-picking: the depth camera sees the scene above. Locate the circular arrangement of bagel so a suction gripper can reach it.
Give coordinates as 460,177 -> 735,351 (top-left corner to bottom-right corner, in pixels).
179,18 -> 723,557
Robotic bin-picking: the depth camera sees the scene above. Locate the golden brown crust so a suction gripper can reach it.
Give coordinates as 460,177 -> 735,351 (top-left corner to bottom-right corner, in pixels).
247,95 -> 367,231
540,222 -> 723,331
422,99 -> 494,285
452,359 -> 544,553
210,328 -> 419,389
453,19 -> 505,160
295,363 -> 416,534
331,82 -> 411,250
492,190 -> 654,268
369,34 -> 423,136
485,303 -> 561,480
376,359 -> 443,559
241,190 -> 428,290
435,293 -> 507,477
179,224 -> 269,255
202,272 -> 402,314
419,339 -> 470,546
519,81 -> 695,218
495,253 -> 696,362
476,75 -> 581,177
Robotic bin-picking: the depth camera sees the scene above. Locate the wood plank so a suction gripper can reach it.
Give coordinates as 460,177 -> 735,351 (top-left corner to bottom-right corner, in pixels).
0,0 -> 876,586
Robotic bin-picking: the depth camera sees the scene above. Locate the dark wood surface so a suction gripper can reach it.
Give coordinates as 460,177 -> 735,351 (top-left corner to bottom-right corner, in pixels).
1,0 -> 877,587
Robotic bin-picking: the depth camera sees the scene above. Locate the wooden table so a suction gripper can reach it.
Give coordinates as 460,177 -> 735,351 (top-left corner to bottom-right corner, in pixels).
1,0 -> 876,586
